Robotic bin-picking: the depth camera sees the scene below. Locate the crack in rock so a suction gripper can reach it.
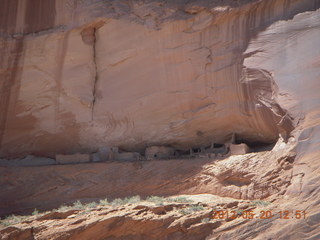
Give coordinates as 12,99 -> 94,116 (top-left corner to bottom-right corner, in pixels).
91,27 -> 98,121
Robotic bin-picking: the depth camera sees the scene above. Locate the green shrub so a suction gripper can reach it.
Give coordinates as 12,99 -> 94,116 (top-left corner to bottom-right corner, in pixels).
201,218 -> 210,223
179,209 -> 192,215
73,200 -> 84,209
125,195 -> 141,204
188,205 -> 204,212
0,215 -> 24,227
111,198 -> 125,206
0,221 -> 9,227
168,197 -> 193,203
110,196 -> 142,206
99,198 -> 109,205
57,204 -> 71,212
178,205 -> 204,216
86,201 -> 97,209
146,196 -> 165,205
251,200 -> 270,207
32,209 -> 39,216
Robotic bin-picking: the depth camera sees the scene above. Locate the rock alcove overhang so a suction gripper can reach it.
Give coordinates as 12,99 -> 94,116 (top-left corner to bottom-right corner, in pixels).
0,0 -> 316,158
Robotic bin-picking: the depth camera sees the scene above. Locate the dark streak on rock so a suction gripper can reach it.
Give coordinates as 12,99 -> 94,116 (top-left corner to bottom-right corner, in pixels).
0,0 -> 56,155
91,27 -> 98,121
80,25 -> 100,120
24,0 -> 56,34
0,38 -> 24,148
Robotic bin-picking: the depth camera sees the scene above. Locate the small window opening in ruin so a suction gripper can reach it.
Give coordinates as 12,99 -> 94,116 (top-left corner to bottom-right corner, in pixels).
192,148 -> 200,153
213,143 -> 224,148
154,154 -> 158,158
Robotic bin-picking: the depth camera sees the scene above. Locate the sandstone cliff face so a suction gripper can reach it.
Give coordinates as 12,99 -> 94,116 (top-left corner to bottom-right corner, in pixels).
1,1 -> 320,239
238,8 -> 320,240
2,0 -> 318,157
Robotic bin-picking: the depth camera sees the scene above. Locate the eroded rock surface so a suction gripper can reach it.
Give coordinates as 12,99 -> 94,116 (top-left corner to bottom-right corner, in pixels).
0,195 -> 247,240
1,0 -> 317,157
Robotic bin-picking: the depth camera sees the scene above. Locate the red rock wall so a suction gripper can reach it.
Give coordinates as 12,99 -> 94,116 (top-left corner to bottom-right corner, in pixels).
0,0 -> 319,157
